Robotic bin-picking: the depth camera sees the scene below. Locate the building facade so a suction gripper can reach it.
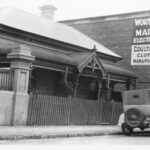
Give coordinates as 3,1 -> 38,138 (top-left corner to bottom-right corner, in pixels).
0,6 -> 137,126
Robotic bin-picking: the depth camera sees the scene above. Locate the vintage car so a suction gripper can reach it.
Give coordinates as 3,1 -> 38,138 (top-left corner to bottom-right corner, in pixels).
120,89 -> 150,135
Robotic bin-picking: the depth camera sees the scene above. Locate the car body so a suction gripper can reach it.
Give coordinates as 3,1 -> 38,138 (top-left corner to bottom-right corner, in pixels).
120,89 -> 150,135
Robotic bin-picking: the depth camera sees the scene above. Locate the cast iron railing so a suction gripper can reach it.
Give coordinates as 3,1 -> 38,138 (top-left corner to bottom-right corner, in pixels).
0,68 -> 13,91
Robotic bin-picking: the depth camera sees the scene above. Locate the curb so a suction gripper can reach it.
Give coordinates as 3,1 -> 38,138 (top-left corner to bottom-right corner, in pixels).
0,131 -> 122,141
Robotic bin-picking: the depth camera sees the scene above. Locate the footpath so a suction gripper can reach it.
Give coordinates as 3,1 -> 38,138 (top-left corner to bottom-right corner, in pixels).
0,125 -> 122,140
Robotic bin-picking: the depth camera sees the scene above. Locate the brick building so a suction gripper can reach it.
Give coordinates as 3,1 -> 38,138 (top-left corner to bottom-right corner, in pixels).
61,10 -> 150,89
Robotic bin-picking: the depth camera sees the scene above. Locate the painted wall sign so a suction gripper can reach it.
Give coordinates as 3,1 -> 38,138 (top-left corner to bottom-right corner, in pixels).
131,18 -> 150,65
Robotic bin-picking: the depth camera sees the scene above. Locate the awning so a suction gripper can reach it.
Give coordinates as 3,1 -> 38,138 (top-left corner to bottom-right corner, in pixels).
1,44 -> 137,79
30,48 -> 137,79
102,63 -> 138,78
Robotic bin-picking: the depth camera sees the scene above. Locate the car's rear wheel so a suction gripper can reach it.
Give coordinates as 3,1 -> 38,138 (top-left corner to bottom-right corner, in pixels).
121,123 -> 133,135
125,108 -> 144,128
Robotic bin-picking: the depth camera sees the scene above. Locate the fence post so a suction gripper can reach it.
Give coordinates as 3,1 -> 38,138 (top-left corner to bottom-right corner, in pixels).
7,45 -> 35,126
67,95 -> 72,125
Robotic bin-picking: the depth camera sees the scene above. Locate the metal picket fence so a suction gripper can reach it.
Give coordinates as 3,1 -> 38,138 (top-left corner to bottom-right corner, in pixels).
27,93 -> 123,126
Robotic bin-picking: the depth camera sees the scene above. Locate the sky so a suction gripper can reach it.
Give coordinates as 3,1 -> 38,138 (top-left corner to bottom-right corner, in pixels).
0,0 -> 150,21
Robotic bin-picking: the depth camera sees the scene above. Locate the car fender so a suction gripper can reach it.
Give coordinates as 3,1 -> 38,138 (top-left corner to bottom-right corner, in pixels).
118,113 -> 125,126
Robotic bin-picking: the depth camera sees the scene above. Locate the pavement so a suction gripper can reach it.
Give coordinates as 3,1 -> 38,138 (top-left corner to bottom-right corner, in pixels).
0,125 -> 122,140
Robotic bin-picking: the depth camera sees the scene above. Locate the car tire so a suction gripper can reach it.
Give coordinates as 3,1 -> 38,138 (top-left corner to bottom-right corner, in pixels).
125,108 -> 144,128
140,127 -> 145,131
121,123 -> 133,135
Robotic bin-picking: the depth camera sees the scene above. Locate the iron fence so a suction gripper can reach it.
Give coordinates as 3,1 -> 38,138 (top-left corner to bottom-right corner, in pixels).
27,93 -> 123,126
0,68 -> 13,91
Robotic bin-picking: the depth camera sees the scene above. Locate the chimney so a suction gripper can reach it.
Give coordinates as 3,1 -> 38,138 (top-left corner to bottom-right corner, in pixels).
39,4 -> 57,20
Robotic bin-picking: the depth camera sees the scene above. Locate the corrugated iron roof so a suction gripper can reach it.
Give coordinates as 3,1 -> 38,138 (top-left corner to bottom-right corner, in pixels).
103,63 -> 137,78
31,47 -> 137,78
0,7 -> 121,58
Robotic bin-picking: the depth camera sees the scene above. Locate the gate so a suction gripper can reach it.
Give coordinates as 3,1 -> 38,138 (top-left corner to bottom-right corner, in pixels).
27,93 -> 123,125
101,101 -> 123,125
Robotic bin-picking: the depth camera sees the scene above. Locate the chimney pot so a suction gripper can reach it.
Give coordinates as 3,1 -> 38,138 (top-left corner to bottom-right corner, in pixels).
39,4 -> 57,20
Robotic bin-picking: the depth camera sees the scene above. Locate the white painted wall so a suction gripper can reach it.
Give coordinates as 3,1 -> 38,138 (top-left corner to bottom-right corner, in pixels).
0,91 -> 14,125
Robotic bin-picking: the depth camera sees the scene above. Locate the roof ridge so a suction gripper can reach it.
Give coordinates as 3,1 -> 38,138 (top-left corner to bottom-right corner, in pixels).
60,9 -> 150,23
0,6 -> 79,32
0,7 -> 12,22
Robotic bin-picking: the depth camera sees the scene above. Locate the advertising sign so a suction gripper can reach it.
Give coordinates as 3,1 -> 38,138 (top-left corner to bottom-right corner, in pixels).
131,18 -> 150,65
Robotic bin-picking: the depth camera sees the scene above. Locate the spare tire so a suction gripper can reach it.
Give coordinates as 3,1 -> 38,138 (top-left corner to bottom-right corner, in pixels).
125,108 -> 144,128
